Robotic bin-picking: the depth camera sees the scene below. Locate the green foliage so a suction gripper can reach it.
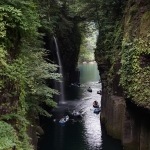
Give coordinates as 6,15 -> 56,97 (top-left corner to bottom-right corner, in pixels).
94,0 -> 125,64
78,23 -> 96,63
0,121 -> 17,150
38,0 -> 60,34
0,0 -> 62,149
0,1 -> 41,57
119,38 -> 150,107
91,0 -> 150,109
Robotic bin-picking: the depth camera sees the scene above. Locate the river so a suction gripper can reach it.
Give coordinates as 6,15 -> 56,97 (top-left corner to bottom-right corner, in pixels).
38,63 -> 123,150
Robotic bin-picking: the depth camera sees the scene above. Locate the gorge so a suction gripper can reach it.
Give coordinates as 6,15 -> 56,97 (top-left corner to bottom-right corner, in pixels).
0,0 -> 150,150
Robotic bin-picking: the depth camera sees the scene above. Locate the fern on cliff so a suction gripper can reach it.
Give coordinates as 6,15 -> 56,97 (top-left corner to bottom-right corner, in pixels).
0,121 -> 17,150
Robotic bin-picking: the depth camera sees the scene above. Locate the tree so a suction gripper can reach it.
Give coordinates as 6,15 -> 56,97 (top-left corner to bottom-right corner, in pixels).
0,0 -> 61,149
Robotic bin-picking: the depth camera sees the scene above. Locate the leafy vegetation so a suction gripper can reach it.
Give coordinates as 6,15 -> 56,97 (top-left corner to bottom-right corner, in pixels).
0,121 -> 17,150
0,0 -> 61,149
0,0 -> 150,149
78,23 -> 97,63
93,0 -> 150,109
119,39 -> 150,107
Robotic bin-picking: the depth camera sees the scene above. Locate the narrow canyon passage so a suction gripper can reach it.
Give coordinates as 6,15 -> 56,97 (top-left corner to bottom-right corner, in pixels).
38,63 -> 122,150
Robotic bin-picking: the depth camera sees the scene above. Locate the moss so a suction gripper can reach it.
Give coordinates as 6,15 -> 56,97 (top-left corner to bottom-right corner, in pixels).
119,37 -> 150,108
118,0 -> 150,107
140,11 -> 150,37
130,6 -> 138,16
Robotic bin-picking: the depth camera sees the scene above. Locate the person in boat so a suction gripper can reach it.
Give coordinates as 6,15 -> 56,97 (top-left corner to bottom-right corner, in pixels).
75,82 -> 80,86
94,100 -> 98,105
97,90 -> 102,94
99,90 -> 102,95
64,117 -> 66,121
62,116 -> 66,121
98,90 -> 102,94
88,87 -> 92,91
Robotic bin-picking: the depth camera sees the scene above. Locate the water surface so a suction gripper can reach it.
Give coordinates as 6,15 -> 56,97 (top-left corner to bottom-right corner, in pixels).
38,63 -> 122,150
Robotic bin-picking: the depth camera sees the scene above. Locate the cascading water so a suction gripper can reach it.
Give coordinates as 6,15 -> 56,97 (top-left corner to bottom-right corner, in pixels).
53,37 -> 65,103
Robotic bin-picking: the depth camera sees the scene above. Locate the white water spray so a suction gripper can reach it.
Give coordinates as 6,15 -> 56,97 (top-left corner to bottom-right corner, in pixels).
53,37 -> 65,103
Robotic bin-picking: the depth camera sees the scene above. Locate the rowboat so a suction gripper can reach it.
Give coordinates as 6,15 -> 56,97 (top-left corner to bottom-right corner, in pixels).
94,108 -> 100,113
71,110 -> 82,117
87,87 -> 92,92
59,115 -> 69,124
71,83 -> 80,87
93,101 -> 99,108
97,90 -> 102,95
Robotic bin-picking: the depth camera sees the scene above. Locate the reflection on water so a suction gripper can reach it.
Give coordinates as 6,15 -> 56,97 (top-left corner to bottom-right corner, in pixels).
38,63 -> 122,150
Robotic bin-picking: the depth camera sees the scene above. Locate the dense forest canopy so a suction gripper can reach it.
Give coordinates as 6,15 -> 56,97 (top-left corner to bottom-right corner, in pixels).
0,0 -> 150,149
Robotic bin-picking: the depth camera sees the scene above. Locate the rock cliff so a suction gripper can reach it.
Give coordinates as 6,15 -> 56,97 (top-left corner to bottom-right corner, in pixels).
96,0 -> 150,149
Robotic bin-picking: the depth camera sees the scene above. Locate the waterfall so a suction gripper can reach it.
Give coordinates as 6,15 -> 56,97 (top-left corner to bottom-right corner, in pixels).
53,37 -> 65,103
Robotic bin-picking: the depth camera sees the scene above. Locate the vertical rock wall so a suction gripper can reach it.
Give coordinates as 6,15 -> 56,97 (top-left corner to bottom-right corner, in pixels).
101,92 -> 125,140
96,0 -> 150,149
100,70 -> 150,150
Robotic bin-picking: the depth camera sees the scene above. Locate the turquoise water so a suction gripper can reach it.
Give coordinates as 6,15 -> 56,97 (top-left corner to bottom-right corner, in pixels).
38,63 -> 122,150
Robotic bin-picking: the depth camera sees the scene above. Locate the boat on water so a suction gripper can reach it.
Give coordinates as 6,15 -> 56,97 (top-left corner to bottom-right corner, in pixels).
70,83 -> 80,87
97,90 -> 102,95
94,107 -> 101,113
87,87 -> 92,92
68,109 -> 83,117
71,110 -> 83,117
59,115 -> 69,124
93,101 -> 99,108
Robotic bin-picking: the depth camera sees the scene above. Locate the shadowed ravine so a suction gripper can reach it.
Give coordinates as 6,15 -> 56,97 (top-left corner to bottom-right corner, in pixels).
38,63 -> 123,150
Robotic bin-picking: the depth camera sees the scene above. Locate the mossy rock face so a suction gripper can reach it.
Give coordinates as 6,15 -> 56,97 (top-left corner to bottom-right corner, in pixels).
36,126 -> 44,135
96,0 -> 150,149
140,11 -> 150,38
119,0 -> 150,108
124,0 -> 150,40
